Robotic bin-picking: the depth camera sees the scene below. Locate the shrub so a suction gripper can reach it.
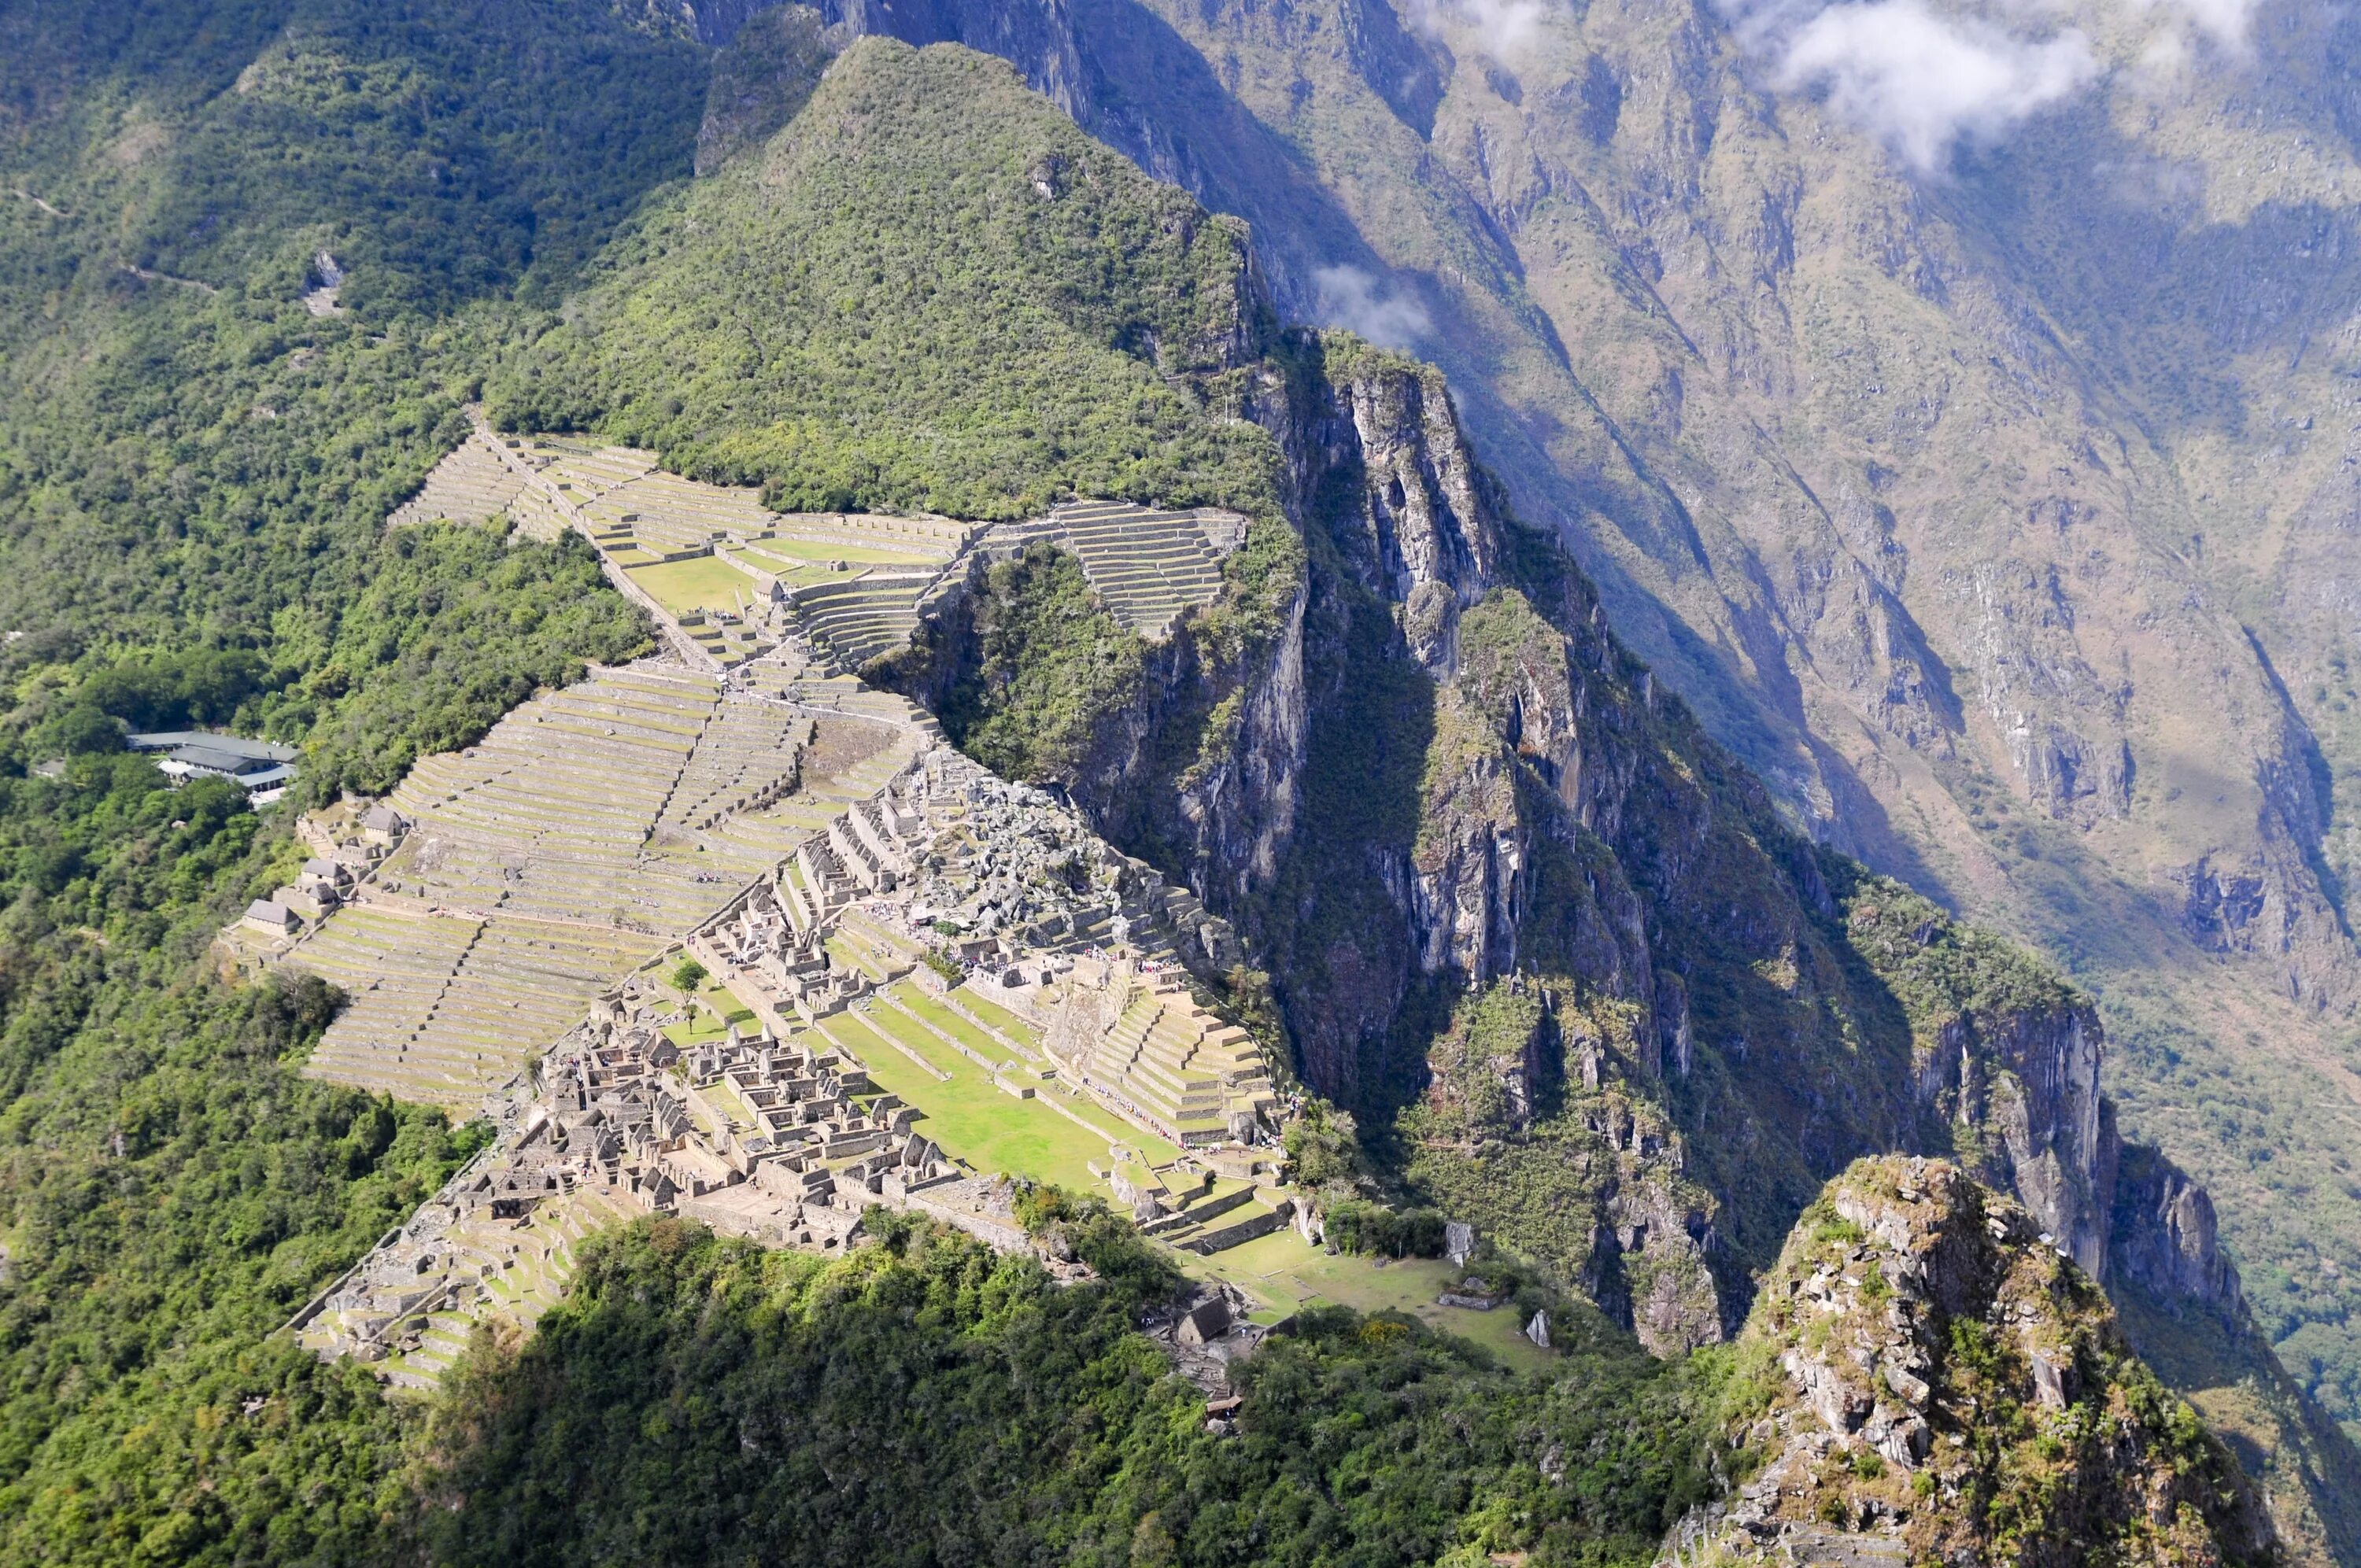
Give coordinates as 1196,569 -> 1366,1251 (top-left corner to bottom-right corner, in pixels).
1326,1199 -> 1448,1259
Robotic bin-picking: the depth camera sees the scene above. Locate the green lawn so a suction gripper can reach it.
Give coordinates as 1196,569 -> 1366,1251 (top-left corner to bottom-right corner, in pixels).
660,980 -> 757,1046
625,553 -> 762,615
891,984 -> 1018,1061
741,537 -> 945,569
885,983 -> 1180,1160
832,1006 -> 1125,1193
944,984 -> 1041,1044
1178,1229 -> 1555,1371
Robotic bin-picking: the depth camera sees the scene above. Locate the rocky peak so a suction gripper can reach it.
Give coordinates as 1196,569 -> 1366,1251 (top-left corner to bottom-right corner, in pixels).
787,0 -> 1088,122
1684,1157 -> 2275,1567
1320,346 -> 1505,666
803,1 -> 2361,1505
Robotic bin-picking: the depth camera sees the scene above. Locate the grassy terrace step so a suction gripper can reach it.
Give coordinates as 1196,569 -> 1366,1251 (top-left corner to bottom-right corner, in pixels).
743,540 -> 942,570
794,570 -> 937,600
839,909 -> 928,963
1145,1011 -> 1208,1049
804,611 -> 919,640
825,931 -> 907,986
1037,499 -> 1233,636
828,1009 -> 951,1083
559,702 -> 712,729
891,985 -> 1033,1065
943,987 -> 1041,1046
843,1007 -> 1163,1193
503,486 -> 575,540
392,434 -> 530,529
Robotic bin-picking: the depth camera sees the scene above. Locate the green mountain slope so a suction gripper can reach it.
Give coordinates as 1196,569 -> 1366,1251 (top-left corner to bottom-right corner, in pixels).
415,1212 -> 1735,1567
490,39 -> 1282,524
575,28 -> 2346,1555
784,0 -> 2361,1467
0,3 -> 700,1560
0,4 -> 2330,1564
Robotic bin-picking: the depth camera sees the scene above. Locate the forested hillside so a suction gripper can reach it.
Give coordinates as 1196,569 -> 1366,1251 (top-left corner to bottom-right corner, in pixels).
0,3 -> 693,1559
0,3 -> 2340,1565
416,1212 -> 1735,1567
520,25 -> 2359,1557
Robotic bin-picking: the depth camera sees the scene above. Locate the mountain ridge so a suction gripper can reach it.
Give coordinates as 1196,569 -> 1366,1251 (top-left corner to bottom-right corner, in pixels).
0,3 -> 2351,1560
725,0 -> 2361,1479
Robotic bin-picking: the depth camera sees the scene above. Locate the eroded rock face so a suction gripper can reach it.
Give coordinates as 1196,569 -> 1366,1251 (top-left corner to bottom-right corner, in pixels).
913,324 -> 2252,1365
1941,998 -> 2108,1280
2109,1139 -> 2245,1323
1688,1157 -> 2274,1568
853,78 -> 2274,1409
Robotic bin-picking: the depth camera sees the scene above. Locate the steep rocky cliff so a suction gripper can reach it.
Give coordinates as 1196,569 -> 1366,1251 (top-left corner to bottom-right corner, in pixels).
641,18 -> 2359,1549
895,299 -> 2171,1297
747,0 -> 2361,1462
1676,1157 -> 2276,1567
890,266 -> 2361,1556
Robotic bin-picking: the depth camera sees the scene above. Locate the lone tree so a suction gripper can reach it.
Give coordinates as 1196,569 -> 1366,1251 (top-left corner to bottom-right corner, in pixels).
671,957 -> 709,993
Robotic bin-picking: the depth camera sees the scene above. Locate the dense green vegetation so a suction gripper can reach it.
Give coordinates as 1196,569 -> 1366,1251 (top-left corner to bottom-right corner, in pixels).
0,5 -> 2323,1562
0,0 -> 690,741
0,4 -> 708,1562
930,544 -> 1153,782
0,742 -> 487,1565
417,1208 -> 1738,1568
488,39 -> 1284,526
1319,1200 -> 1447,1260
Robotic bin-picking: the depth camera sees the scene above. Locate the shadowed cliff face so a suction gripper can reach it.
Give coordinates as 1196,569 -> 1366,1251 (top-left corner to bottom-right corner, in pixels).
674,16 -> 2361,1548
730,0 -> 2361,1478
897,241 -> 2361,1560
914,311 -> 2231,1344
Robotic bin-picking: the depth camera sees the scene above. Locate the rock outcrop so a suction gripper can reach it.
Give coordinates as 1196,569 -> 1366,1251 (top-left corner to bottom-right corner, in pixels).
896,301 -> 2290,1376
1674,1157 -> 2276,1567
692,4 -> 844,172
2108,1138 -> 2246,1325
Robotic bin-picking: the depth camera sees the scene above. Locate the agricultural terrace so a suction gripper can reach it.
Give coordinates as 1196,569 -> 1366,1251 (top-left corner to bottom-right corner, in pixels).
824,978 -> 1173,1194
626,554 -> 764,618
283,656 -> 918,1107
1192,1228 -> 1556,1371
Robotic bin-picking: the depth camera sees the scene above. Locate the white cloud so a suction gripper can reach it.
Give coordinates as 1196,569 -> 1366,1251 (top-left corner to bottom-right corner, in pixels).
2138,0 -> 2257,48
2135,20 -> 2193,70
1768,0 -> 2099,174
1408,0 -> 1555,58
1314,265 -> 1434,349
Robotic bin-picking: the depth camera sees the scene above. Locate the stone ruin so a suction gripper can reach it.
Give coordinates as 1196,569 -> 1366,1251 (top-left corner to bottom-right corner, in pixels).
289,467 -> 1294,1383
395,418 -> 1248,675
290,971 -> 1081,1380
688,742 -> 1280,1150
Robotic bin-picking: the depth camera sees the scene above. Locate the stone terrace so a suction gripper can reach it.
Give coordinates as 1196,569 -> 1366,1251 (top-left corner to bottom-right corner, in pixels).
388,430 -> 530,533
1041,500 -> 1238,640
286,660 -> 900,1108
396,428 -> 1249,671
298,909 -> 656,1108
581,467 -> 776,563
786,568 -> 942,671
1079,976 -> 1274,1148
